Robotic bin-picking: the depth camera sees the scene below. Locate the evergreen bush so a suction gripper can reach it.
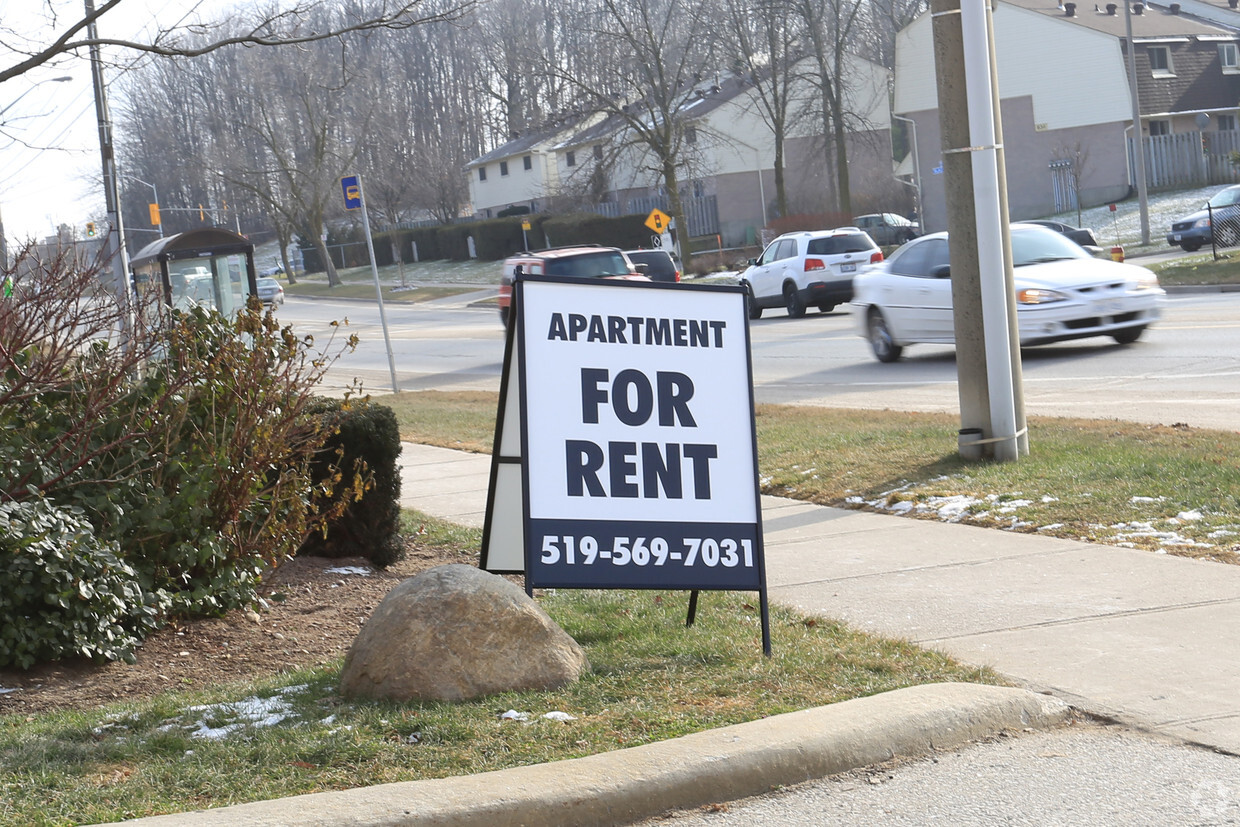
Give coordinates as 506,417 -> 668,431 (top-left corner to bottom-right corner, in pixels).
299,399 -> 404,569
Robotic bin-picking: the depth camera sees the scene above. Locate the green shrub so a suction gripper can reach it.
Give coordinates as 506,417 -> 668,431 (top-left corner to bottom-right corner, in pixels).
0,500 -> 157,669
541,212 -> 650,249
299,399 -> 404,569
406,227 -> 443,261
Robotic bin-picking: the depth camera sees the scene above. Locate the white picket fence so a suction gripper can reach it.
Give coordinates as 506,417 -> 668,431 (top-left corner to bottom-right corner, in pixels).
1127,131 -> 1240,190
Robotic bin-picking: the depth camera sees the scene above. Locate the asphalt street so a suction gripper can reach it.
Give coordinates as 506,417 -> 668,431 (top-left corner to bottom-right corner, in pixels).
639,723 -> 1240,826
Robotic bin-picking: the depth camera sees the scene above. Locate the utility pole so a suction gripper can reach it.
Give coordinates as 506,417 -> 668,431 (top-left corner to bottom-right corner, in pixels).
931,0 -> 1026,461
86,0 -> 132,335
1124,0 -> 1151,246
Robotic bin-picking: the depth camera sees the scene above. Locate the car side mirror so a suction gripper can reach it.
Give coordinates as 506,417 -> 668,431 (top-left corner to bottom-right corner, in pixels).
931,264 -> 951,279
634,263 -> 649,274
747,258 -> 758,267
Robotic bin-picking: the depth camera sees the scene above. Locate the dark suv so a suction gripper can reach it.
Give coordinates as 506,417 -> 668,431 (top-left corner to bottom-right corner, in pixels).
623,248 -> 681,282
498,245 -> 646,326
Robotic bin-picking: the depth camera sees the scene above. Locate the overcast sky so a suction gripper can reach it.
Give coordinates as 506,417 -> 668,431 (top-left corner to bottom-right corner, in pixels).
0,1 -> 233,245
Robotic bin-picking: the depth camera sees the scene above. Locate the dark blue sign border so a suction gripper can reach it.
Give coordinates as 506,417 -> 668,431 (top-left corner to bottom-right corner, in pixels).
510,274 -> 771,655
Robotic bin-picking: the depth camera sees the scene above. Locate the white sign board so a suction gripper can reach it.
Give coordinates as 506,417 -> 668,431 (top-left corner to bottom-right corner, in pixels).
481,276 -> 765,601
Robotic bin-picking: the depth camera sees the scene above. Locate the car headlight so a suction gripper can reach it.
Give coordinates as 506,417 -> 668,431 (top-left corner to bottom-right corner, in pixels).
1194,217 -> 1211,229
1135,272 -> 1161,290
1016,288 -> 1069,304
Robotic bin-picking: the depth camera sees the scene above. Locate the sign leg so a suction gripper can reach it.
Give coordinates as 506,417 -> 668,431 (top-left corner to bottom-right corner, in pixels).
760,591 -> 772,658
686,589 -> 699,627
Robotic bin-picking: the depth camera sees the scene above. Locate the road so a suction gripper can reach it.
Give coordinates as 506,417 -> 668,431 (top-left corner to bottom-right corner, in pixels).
636,723 -> 1240,826
281,289 -> 1240,432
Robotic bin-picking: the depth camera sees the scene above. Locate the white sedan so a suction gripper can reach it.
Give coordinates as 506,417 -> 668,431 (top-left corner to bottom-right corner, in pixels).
850,224 -> 1165,362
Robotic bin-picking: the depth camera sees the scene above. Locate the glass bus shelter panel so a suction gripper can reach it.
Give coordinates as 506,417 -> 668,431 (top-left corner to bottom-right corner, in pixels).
168,254 -> 255,317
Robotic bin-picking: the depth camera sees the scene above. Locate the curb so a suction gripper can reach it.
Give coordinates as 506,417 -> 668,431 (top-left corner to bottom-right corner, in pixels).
103,683 -> 1071,827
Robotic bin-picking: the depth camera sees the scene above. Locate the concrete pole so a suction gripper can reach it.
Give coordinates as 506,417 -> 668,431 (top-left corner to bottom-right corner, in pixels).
931,0 -> 1025,461
1123,0 -> 1151,246
86,0 -> 132,339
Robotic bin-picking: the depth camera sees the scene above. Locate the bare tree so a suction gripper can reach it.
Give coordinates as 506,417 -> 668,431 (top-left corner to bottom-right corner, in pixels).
535,0 -> 723,268
721,0 -> 804,220
0,0 -> 473,85
792,0 -> 868,215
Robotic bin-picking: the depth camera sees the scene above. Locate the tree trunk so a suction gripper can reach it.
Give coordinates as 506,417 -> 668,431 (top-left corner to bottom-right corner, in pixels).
311,228 -> 340,287
662,159 -> 693,272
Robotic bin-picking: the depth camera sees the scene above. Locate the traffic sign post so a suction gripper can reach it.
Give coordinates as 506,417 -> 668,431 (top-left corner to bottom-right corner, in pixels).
341,174 -> 399,394
645,209 -> 678,260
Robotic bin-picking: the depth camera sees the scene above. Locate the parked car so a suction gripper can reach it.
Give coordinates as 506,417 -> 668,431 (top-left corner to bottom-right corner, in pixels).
1024,219 -> 1101,252
852,213 -> 920,246
741,228 -> 883,319
623,248 -> 681,282
850,223 -> 1164,362
498,245 -> 646,327
1166,184 -> 1240,252
255,277 -> 285,306
259,263 -> 286,277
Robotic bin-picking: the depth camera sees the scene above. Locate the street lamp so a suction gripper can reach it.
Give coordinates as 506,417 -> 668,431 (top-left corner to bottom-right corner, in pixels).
124,173 -> 163,238
0,75 -> 72,121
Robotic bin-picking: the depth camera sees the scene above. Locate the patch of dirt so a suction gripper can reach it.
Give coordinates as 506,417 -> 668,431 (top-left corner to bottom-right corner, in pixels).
0,541 -> 477,716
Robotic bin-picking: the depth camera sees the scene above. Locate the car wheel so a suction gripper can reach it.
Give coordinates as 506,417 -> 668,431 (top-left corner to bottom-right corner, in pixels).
1111,325 -> 1145,345
817,303 -> 836,313
1181,242 -> 1201,253
783,283 -> 806,318
745,283 -> 763,320
1216,224 -> 1239,248
867,309 -> 903,362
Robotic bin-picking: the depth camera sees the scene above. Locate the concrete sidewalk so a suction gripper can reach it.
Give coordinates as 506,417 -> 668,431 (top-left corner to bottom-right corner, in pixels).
401,442 -> 1240,754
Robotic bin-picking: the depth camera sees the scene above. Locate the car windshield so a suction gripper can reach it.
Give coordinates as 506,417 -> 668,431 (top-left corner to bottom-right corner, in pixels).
257,278 -> 277,288
807,235 -> 873,255
1011,227 -> 1088,266
1206,188 -> 1240,209
545,251 -> 632,277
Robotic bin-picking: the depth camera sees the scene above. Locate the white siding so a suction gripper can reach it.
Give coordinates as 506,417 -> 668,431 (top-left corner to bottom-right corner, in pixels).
895,4 -> 1132,129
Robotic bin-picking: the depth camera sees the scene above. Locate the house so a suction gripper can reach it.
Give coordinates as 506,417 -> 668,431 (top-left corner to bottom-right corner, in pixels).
466,56 -> 896,247
894,0 -> 1240,232
464,111 -> 605,219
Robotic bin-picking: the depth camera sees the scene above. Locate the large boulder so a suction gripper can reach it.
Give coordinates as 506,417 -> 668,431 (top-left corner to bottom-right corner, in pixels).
339,564 -> 589,702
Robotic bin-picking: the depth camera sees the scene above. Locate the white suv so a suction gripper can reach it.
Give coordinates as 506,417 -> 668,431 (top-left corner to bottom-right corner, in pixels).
741,228 -> 883,319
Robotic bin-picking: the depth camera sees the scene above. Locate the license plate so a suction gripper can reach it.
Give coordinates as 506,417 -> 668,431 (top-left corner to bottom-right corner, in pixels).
1172,234 -> 1182,241
841,263 -> 856,273
1095,299 -> 1124,315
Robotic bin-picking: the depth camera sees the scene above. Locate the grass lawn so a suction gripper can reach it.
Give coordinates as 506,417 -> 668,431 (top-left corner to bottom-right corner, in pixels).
387,393 -> 1240,563
0,513 -> 992,825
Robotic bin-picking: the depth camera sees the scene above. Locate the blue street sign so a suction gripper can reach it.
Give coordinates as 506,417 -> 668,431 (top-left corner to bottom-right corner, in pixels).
341,175 -> 362,210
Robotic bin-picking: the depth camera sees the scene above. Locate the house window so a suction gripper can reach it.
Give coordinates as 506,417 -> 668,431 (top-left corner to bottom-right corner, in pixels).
500,160 -> 509,176
1148,119 -> 1170,136
1219,114 -> 1238,132
1221,43 -> 1239,73
1148,46 -> 1173,77
593,144 -> 603,160
685,126 -> 697,144
478,166 -> 487,182
566,150 -> 576,167
523,155 -> 532,170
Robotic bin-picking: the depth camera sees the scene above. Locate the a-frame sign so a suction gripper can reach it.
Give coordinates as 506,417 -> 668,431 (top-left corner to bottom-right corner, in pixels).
480,275 -> 770,655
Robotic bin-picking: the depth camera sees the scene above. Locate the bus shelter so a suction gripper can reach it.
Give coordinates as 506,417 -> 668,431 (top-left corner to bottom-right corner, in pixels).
129,229 -> 258,318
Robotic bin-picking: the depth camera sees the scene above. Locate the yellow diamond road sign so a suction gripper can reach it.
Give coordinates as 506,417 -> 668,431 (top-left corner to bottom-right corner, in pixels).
645,208 -> 671,234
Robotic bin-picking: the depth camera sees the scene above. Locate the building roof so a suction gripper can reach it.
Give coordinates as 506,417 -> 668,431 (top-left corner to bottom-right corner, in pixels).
466,112 -> 598,168
1002,0 -> 1239,37
550,69 -> 770,150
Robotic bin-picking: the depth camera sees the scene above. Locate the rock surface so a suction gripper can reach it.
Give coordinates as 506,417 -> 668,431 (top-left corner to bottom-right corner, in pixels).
339,564 -> 589,702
